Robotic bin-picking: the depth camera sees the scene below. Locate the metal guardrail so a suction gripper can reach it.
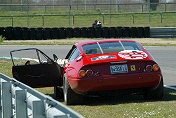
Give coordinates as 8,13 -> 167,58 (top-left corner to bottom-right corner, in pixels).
0,73 -> 84,118
150,27 -> 176,38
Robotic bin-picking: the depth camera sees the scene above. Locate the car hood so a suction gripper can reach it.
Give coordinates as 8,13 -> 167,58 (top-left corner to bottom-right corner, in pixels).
85,50 -> 151,64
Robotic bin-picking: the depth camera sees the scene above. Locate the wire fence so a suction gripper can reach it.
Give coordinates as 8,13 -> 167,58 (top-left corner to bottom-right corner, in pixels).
0,2 -> 176,12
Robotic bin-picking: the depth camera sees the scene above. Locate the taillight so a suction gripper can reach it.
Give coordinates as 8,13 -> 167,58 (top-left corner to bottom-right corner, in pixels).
153,64 -> 159,71
79,70 -> 86,77
79,69 -> 97,77
86,70 -> 93,76
145,65 -> 152,72
145,64 -> 159,72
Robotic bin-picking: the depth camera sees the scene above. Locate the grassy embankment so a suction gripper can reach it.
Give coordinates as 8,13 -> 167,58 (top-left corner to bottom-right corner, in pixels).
0,11 -> 176,27
1,58 -> 176,118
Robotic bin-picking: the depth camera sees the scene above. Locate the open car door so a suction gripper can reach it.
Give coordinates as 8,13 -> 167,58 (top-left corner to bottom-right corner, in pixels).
10,48 -> 62,88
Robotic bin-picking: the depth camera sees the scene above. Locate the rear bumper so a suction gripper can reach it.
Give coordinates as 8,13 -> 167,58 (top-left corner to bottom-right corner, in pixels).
68,72 -> 162,94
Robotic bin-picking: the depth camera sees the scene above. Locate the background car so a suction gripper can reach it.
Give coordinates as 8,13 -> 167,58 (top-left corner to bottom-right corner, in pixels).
11,39 -> 163,105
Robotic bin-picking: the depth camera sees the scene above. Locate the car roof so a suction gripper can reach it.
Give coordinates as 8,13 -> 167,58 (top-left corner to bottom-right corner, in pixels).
75,39 -> 136,47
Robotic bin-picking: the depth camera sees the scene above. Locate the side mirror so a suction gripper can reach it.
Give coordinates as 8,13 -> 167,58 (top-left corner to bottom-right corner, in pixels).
53,54 -> 58,61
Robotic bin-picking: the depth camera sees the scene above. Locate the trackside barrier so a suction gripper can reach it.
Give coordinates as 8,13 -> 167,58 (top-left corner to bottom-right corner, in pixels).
0,27 -> 150,40
0,73 -> 84,118
150,27 -> 176,38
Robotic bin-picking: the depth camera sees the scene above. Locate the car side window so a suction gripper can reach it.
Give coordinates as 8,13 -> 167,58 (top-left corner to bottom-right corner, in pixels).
68,48 -> 81,62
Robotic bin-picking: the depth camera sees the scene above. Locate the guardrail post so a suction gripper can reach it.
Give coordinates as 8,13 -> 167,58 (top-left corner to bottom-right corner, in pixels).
27,95 -> 46,118
14,88 -> 27,118
1,80 -> 13,118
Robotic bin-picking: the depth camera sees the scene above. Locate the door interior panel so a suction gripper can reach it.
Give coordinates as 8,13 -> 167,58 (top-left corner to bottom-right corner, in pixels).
13,63 -> 61,88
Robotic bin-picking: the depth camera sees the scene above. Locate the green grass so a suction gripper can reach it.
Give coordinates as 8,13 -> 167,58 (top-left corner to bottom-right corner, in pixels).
0,11 -> 176,27
1,58 -> 176,117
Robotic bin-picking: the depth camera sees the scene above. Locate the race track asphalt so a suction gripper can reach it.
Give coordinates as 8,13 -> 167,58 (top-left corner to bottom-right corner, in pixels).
0,45 -> 175,86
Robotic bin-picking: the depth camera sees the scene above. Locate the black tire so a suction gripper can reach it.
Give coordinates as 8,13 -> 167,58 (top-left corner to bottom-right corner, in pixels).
143,77 -> 164,100
54,86 -> 64,99
63,73 -> 83,105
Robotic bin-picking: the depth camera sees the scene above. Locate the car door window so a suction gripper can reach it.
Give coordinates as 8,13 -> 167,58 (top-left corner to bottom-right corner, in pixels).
68,48 -> 81,62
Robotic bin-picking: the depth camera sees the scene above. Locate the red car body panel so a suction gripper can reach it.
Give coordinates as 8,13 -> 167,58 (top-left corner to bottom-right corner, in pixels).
64,39 -> 162,94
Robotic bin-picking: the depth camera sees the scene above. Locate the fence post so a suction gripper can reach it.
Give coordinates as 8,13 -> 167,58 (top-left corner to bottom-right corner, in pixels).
109,0 -> 112,24
132,13 -> 134,24
73,14 -> 75,25
1,81 -> 13,118
94,0 -> 97,10
42,15 -> 44,26
116,0 -> 118,12
84,0 -> 87,11
11,15 -> 14,27
160,12 -> 162,23
148,0 -> 151,24
77,0 -> 78,10
21,0 -> 23,11
68,0 -> 71,25
27,0 -> 29,27
44,5 -> 47,12
142,3 -> 144,12
164,1 -> 167,12
102,13 -> 104,24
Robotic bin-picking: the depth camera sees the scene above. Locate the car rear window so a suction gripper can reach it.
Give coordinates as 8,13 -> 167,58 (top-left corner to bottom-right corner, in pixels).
82,41 -> 142,55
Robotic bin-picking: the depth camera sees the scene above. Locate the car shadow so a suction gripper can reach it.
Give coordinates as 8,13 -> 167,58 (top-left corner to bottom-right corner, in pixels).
47,88 -> 176,106
83,88 -> 176,106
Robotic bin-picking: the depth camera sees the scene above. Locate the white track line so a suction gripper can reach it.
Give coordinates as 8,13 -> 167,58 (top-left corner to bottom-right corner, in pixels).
164,85 -> 176,90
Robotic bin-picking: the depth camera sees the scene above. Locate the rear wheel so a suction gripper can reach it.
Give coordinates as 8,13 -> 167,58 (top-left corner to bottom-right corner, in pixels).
143,77 -> 164,100
63,73 -> 83,105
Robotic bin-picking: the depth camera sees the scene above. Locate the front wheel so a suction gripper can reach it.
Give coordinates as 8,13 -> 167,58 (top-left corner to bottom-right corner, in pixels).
63,73 -> 83,105
143,77 -> 164,100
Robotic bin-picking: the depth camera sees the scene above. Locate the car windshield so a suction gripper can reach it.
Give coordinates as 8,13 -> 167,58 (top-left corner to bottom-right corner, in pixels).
82,41 -> 142,55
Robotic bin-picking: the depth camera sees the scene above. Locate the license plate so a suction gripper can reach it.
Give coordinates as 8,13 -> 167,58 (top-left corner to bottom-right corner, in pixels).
110,64 -> 128,74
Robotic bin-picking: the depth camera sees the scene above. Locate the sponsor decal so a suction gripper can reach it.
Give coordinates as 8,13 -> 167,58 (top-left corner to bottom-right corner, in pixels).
118,50 -> 148,59
130,65 -> 136,71
92,55 -> 116,61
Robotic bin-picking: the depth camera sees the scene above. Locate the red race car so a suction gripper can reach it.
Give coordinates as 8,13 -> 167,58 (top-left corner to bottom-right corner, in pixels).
11,39 -> 163,105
